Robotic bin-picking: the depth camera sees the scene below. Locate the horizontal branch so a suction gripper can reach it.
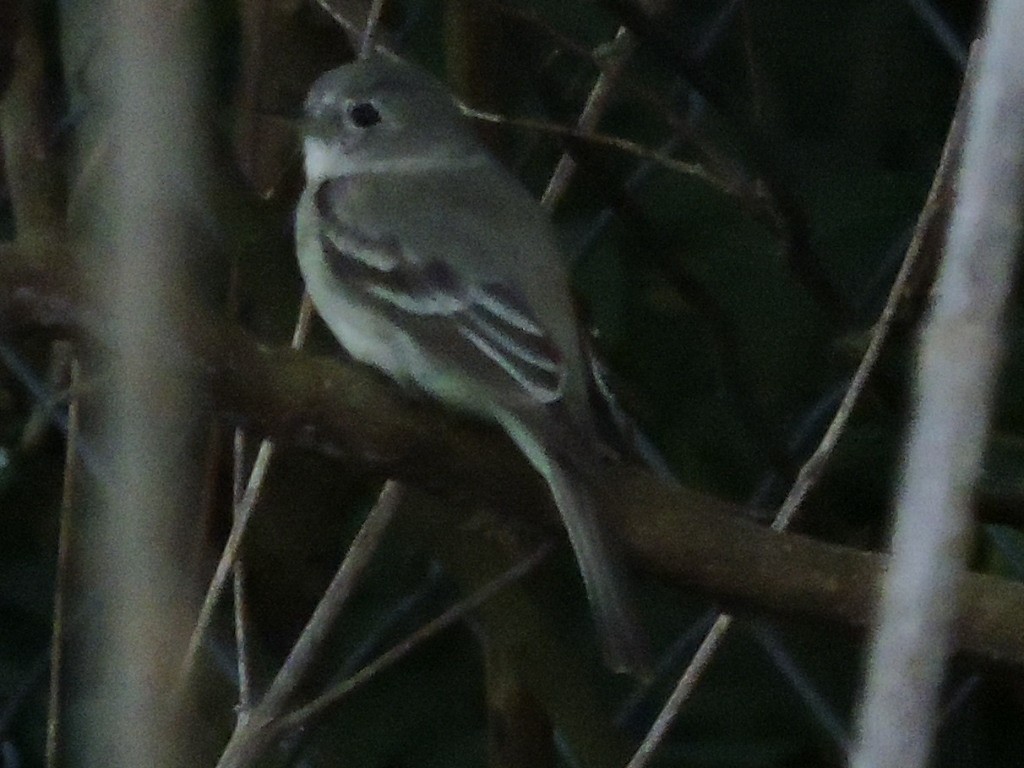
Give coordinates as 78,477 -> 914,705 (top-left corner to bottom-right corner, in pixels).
2,241 -> 1023,668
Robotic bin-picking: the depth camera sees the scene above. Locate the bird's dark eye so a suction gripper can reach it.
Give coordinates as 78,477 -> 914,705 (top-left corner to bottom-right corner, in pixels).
348,101 -> 381,128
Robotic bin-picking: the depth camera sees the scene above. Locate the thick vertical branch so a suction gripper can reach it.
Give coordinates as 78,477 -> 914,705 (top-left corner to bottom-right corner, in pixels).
851,4 -> 1024,767
66,1 -> 205,766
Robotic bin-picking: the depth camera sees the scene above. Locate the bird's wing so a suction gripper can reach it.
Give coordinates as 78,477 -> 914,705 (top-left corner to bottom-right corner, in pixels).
312,175 -> 567,404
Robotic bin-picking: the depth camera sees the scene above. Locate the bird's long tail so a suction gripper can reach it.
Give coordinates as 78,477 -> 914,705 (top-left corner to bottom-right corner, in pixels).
501,414 -> 650,676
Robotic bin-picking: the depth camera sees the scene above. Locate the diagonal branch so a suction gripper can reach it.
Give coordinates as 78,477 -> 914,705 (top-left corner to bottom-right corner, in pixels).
2,241 -> 1024,670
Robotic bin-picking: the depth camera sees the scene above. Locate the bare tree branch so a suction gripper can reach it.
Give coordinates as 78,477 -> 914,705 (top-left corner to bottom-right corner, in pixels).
2,243 -> 1023,671
852,7 -> 1024,766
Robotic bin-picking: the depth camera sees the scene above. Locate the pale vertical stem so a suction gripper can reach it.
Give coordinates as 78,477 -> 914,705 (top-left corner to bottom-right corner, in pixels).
77,2 -> 201,766
629,37 -> 978,768
851,3 -> 1024,766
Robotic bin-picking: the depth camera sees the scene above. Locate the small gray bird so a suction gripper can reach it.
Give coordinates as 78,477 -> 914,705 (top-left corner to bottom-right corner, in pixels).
295,54 -> 647,674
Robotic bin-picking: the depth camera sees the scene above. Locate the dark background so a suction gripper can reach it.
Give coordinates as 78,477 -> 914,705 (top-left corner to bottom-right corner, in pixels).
3,1 -> 1024,766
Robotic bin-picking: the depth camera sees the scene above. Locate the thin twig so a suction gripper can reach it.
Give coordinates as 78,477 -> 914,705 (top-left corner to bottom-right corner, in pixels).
314,0 -> 397,58
478,0 -> 738,167
626,36 -> 977,768
219,543 -> 552,768
231,428 -> 253,722
20,341 -> 73,451
465,107 -> 747,201
262,480 -> 402,710
626,614 -> 733,768
216,481 -> 406,768
177,294 -> 314,692
540,26 -> 635,209
312,0 -> 363,39
45,356 -> 78,768
228,0 -> 288,715
691,0 -> 744,65
749,621 -> 850,749
905,0 -> 969,70
770,52 -> 971,533
216,483 -> 403,765
359,0 -> 388,58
